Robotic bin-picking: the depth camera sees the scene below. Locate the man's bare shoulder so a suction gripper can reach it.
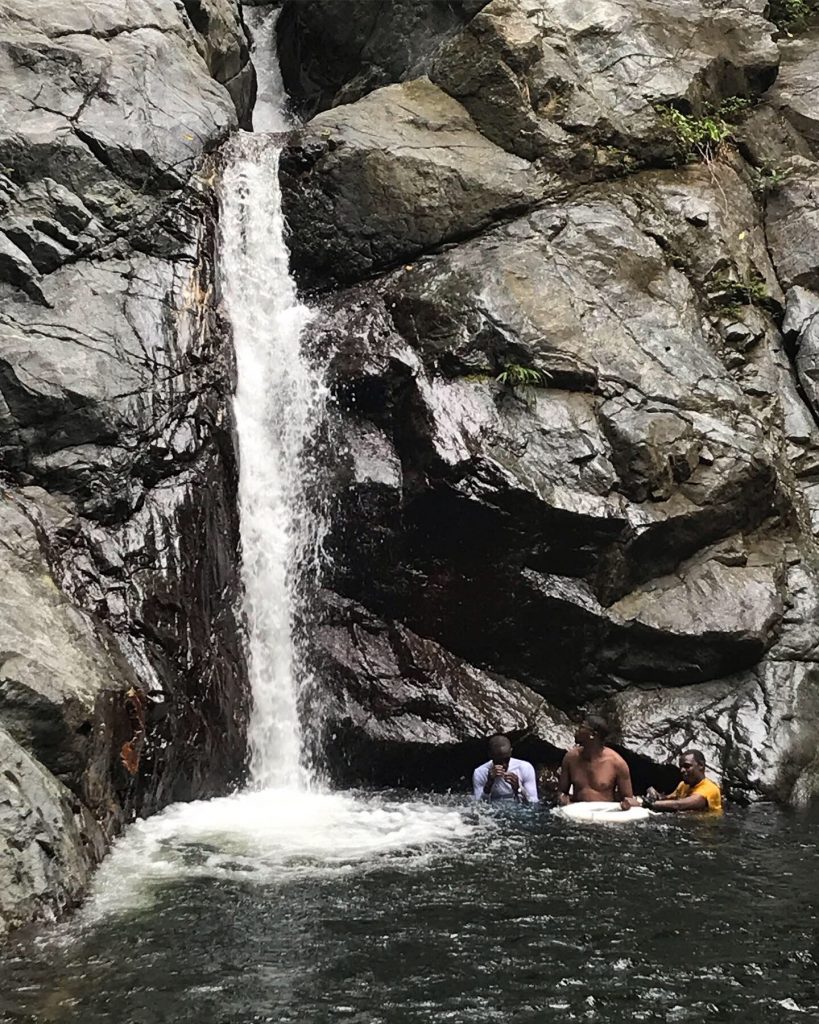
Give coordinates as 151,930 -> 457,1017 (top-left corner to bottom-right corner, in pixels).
604,747 -> 630,769
562,746 -> 581,765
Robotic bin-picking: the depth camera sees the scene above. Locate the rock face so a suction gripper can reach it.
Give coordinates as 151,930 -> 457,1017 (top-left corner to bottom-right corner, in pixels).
279,77 -> 542,286
3,0 -> 819,940
280,1 -> 819,806
0,1 -> 252,936
276,0 -> 487,116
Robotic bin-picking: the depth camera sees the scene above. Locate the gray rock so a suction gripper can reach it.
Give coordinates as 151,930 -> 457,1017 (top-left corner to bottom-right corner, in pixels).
0,726 -> 106,940
604,545 -> 786,683
429,0 -> 778,165
280,78 -> 542,285
764,25 -> 819,155
181,0 -> 255,125
0,491 -> 139,937
766,160 -> 819,291
783,285 -> 819,421
0,495 -> 129,786
307,139 -> 819,787
607,563 -> 819,803
735,103 -> 813,168
0,253 -> 203,518
0,0 -> 250,936
0,0 -> 240,288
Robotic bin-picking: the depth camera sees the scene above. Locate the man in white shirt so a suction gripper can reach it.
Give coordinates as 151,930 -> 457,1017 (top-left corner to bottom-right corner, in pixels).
472,734 -> 539,803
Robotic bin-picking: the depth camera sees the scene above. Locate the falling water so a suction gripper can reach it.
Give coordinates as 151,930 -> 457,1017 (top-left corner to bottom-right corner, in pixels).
243,5 -> 290,133
217,125 -> 323,787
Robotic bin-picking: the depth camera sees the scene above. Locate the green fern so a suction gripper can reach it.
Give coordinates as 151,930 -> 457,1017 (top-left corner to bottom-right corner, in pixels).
656,99 -> 750,162
496,364 -> 549,388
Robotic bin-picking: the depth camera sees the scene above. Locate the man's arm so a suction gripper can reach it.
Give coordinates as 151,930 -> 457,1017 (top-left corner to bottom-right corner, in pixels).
519,762 -> 539,804
651,793 -> 708,813
473,764 -> 493,801
557,753 -> 572,806
622,786 -> 674,810
614,754 -> 634,801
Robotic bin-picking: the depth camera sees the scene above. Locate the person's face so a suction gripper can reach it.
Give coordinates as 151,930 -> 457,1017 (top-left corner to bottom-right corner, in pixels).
679,754 -> 704,785
489,741 -> 511,766
575,723 -> 597,746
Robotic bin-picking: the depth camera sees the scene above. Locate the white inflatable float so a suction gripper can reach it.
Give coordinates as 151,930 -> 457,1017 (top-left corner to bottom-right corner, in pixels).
552,800 -> 654,823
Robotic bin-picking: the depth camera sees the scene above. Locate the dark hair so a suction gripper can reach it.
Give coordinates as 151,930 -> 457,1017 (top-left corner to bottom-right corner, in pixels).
583,715 -> 610,741
488,733 -> 512,757
682,749 -> 706,767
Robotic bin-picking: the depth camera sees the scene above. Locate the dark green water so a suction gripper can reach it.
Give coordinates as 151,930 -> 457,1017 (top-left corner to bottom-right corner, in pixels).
1,794 -> 817,1024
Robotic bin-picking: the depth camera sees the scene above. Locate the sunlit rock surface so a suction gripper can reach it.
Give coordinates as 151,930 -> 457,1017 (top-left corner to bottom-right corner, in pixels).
0,0 -> 251,935
279,77 -> 542,285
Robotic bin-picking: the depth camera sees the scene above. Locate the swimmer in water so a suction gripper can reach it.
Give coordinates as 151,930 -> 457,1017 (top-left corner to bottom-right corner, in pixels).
557,716 -> 635,805
622,749 -> 723,813
472,734 -> 539,803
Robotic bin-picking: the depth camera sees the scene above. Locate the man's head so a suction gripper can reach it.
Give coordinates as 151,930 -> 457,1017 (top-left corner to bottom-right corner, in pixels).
679,749 -> 707,786
575,715 -> 609,748
488,733 -> 513,766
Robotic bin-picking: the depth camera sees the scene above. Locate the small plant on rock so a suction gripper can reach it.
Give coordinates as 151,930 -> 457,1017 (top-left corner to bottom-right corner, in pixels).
656,98 -> 751,163
496,364 -> 549,388
709,274 -> 770,311
768,0 -> 817,30
716,96 -> 753,122
657,105 -> 733,162
753,164 -> 792,195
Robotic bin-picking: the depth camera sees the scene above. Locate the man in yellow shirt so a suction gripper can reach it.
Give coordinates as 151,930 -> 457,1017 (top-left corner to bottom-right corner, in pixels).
623,749 -> 723,813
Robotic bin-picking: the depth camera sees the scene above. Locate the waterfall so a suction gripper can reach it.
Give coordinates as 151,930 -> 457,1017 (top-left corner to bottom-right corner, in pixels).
50,20 -> 476,923
217,81 -> 325,788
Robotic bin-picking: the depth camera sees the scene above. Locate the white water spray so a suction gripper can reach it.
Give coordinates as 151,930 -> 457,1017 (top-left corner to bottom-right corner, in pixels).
217,125 -> 323,788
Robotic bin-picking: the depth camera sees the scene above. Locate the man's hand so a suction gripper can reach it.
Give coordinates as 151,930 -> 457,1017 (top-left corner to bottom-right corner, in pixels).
645,787 -> 661,802
557,793 -> 571,807
620,796 -> 642,810
503,772 -> 520,792
491,763 -> 507,779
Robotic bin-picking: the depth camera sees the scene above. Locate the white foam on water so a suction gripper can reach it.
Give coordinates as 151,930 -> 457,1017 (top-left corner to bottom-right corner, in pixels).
84,790 -> 479,919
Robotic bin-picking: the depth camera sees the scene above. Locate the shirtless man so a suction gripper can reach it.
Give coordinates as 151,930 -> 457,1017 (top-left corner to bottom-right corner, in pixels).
557,716 -> 635,805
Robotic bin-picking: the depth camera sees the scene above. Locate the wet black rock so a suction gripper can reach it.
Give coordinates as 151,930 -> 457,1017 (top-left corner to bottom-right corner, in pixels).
311,591 -> 573,789
0,0 -> 251,936
276,0 -> 487,117
288,4 -> 819,803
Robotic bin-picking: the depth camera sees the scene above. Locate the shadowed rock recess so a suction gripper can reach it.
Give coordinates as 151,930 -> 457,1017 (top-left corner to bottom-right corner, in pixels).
0,1 -> 253,936
278,0 -> 819,803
